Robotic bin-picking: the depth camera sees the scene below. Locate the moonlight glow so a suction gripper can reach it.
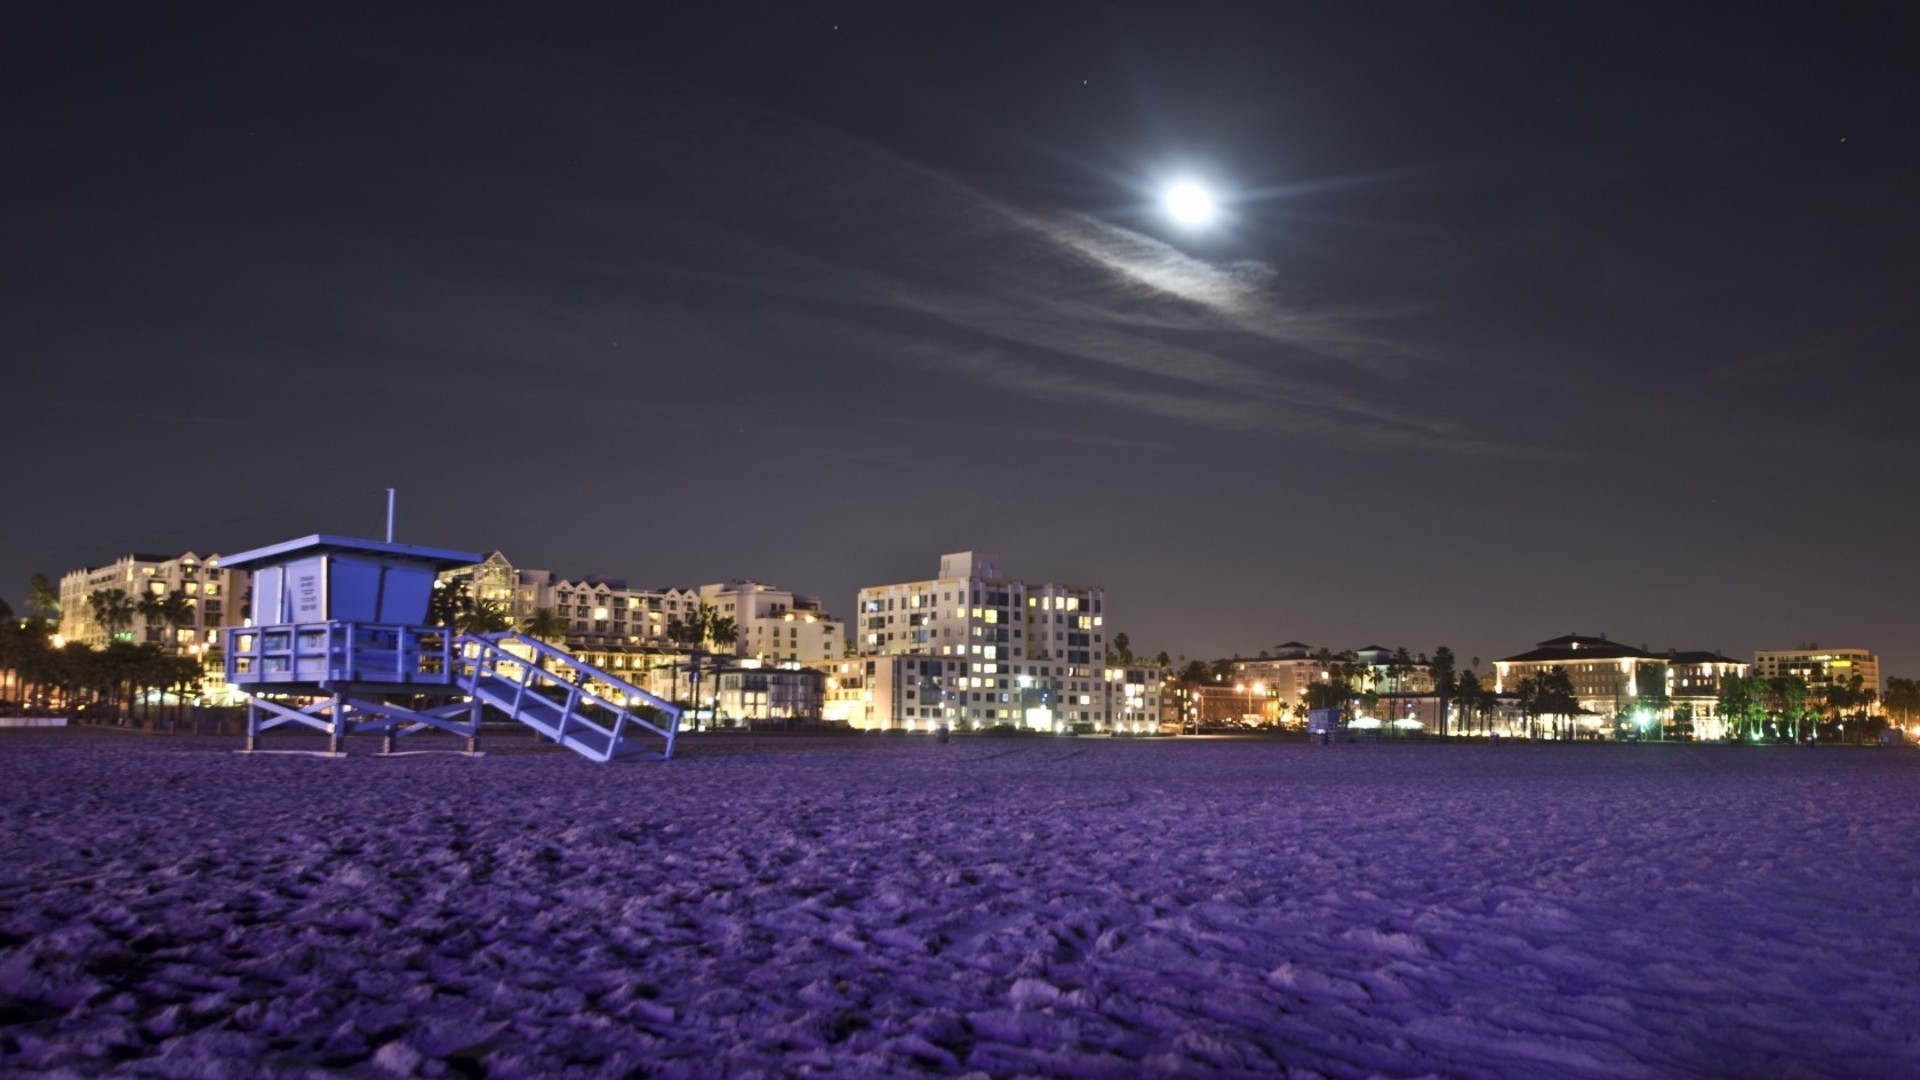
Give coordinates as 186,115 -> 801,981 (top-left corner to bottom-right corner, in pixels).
1162,181 -> 1217,225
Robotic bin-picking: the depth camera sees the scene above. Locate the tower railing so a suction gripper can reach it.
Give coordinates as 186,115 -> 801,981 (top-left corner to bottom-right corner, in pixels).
225,622 -> 456,687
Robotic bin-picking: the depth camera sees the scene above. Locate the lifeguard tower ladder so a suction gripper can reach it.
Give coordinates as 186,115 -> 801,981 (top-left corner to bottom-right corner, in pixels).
221,535 -> 680,761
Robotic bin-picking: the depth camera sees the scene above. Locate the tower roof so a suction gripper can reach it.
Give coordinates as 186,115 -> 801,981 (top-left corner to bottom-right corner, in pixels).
218,534 -> 481,572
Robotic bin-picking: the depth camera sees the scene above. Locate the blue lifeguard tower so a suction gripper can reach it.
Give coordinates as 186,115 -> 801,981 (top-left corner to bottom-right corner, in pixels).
221,534 -> 680,761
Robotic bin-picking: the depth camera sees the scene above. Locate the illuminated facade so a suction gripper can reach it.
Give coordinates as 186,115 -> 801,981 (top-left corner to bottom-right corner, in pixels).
441,552 -> 697,649
842,552 -> 1128,731
1225,642 -> 1436,723
1496,633 -> 1747,736
58,552 -> 246,650
699,580 -> 845,665
56,551 -> 250,704
1752,647 -> 1881,697
820,654 -> 1162,734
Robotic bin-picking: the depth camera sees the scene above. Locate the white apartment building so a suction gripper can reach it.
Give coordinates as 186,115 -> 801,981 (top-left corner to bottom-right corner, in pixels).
57,551 -> 251,705
844,552 -> 1125,731
442,552 -> 698,649
58,552 -> 247,651
699,580 -> 846,665
1752,647 -> 1881,697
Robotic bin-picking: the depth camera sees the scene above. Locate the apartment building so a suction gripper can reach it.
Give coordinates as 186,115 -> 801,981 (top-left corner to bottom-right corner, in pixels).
58,552 -> 247,652
843,552 -> 1129,731
1752,647 -> 1881,697
699,580 -> 846,665
441,551 -> 698,649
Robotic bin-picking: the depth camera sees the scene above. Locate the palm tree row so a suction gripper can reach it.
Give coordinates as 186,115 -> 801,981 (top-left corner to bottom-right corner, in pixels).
0,606 -> 202,720
1715,673 -> 1885,743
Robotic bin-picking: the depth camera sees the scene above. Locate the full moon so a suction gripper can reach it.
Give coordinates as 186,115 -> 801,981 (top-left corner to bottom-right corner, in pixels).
1162,180 -> 1216,225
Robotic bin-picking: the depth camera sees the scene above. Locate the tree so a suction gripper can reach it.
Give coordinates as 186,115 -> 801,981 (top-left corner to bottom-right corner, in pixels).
1540,667 -> 1579,739
1823,674 -> 1873,744
1109,632 -> 1133,666
1761,674 -> 1809,742
1386,646 -> 1415,734
158,591 -> 194,644
1431,645 -> 1457,738
1,616 -> 55,709
1886,677 -> 1919,730
1451,668 -> 1482,734
458,599 -> 512,634
1154,651 -> 1171,669
1632,662 -> 1671,740
87,588 -> 136,645
136,589 -> 167,645
523,607 -> 568,643
426,579 -> 473,628
1716,674 -> 1765,741
663,603 -> 736,729
26,573 -> 59,621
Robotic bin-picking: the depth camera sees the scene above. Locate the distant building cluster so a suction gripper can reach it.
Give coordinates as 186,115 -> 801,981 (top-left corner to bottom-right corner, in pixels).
27,541 -> 1896,740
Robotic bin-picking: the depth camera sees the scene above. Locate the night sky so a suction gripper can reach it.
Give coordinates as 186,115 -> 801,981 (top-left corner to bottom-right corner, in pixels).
7,4 -> 1917,675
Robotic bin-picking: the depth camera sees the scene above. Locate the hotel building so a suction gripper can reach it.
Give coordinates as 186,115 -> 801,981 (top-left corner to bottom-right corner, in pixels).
830,552 -> 1153,732
58,552 -> 247,652
1752,647 -> 1881,697
56,551 -> 251,704
699,580 -> 846,665
441,551 -> 698,649
1495,633 -> 1747,736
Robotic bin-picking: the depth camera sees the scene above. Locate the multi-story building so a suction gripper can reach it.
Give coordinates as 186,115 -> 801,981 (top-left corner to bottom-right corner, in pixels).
57,551 -> 251,705
1495,633 -> 1747,737
1752,647 -> 1881,698
1224,642 -> 1436,723
58,552 -> 247,652
441,552 -> 698,650
1106,664 -> 1166,733
699,580 -> 845,665
1226,642 -> 1322,713
819,652 -> 1159,734
843,552 -> 1122,731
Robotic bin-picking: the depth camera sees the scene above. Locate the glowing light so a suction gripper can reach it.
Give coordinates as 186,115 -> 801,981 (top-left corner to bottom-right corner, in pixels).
1163,180 -> 1216,225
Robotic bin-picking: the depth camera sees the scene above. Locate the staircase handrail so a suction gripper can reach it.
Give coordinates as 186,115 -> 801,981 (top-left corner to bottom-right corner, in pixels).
463,631 -> 678,713
456,632 -> 680,753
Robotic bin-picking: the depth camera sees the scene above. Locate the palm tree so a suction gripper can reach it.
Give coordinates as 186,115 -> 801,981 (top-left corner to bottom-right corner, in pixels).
26,573 -> 60,621
1541,667 -> 1578,739
707,613 -> 738,726
1633,662 -> 1671,740
458,599 -> 512,634
1431,645 -> 1457,738
1387,646 -> 1415,735
1456,668 -> 1481,735
88,588 -> 136,646
522,607 -> 568,644
136,590 -> 167,646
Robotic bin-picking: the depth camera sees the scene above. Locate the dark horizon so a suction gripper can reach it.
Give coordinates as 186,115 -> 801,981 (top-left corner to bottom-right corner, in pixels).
6,3 -> 1917,676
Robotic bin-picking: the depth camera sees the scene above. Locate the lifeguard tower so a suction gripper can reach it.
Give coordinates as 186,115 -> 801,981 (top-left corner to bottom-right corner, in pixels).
222,534 -> 680,761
